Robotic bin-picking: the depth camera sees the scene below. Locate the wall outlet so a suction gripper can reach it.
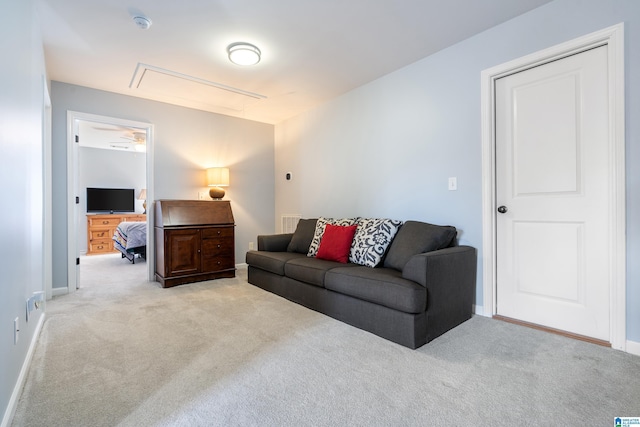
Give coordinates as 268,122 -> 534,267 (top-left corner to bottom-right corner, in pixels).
198,191 -> 208,200
26,291 -> 45,322
14,317 -> 19,345
249,242 -> 255,251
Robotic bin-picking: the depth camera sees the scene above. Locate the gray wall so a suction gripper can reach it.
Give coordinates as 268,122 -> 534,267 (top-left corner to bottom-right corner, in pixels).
0,0 -> 47,422
52,82 -> 275,290
275,0 -> 640,342
78,147 -> 146,254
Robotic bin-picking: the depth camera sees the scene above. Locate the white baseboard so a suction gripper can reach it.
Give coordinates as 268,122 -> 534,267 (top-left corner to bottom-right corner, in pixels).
1,312 -> 46,427
235,263 -> 248,270
473,305 -> 490,317
51,287 -> 67,297
626,340 -> 640,356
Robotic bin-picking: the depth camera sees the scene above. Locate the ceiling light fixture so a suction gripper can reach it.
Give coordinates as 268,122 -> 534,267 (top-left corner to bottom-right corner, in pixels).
133,15 -> 152,30
227,42 -> 261,66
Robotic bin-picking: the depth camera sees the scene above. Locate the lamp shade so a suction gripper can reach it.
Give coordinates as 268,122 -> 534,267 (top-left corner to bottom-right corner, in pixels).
206,167 -> 229,199
206,168 -> 229,187
137,189 -> 147,214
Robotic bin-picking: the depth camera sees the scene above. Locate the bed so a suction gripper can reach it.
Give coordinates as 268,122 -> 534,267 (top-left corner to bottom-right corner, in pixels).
112,221 -> 147,263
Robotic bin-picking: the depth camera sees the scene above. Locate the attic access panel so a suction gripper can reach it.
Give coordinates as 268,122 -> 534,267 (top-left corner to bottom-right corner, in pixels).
129,63 -> 267,113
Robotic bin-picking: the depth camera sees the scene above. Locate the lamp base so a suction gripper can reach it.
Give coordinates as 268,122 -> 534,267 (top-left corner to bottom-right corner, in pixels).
209,187 -> 225,200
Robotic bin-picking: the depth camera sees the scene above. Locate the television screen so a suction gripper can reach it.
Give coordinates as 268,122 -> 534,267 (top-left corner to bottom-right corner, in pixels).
86,188 -> 135,213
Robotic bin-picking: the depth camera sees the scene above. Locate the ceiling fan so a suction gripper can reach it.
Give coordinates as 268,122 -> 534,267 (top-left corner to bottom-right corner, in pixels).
92,126 -> 146,141
120,131 -> 146,144
93,125 -> 147,151
108,140 -> 147,152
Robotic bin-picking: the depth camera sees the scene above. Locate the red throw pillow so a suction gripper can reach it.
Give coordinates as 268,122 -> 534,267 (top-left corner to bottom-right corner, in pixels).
316,224 -> 357,263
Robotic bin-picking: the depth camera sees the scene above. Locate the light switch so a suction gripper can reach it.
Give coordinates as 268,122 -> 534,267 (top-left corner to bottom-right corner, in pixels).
448,177 -> 457,191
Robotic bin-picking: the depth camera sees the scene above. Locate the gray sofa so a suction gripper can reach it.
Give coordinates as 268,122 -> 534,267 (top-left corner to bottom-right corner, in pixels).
246,218 -> 477,349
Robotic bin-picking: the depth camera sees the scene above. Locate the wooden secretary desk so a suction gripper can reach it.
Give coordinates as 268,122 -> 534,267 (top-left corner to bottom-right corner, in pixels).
154,200 -> 235,288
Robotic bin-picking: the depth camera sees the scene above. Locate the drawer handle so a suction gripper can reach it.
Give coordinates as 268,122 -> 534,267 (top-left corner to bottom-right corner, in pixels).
97,245 -> 103,249
98,232 -> 105,237
102,221 -> 109,224
217,244 -> 221,248
217,231 -> 221,235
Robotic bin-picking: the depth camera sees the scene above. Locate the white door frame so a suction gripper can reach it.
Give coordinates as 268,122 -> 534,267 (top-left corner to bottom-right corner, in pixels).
65,111 -> 155,294
43,78 -> 53,301
480,24 -> 626,350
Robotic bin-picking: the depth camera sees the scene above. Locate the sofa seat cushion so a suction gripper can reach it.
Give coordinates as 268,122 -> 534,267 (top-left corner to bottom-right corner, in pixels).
325,266 -> 427,314
285,257 -> 357,288
245,251 -> 307,276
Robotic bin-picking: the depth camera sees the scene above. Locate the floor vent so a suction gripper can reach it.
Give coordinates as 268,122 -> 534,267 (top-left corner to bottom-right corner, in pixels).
281,215 -> 301,233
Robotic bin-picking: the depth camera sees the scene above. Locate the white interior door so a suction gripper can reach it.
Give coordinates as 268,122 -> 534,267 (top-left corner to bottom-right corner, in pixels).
495,45 -> 611,341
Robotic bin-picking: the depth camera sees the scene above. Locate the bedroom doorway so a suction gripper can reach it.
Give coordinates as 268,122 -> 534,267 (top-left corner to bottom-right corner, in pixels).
65,112 -> 155,294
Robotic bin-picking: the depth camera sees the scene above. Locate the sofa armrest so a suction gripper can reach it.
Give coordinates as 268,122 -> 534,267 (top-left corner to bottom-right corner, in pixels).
402,246 -> 476,288
257,233 -> 294,252
402,245 -> 477,341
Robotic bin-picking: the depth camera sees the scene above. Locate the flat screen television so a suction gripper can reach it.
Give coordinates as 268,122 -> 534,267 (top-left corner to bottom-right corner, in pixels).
86,187 -> 135,213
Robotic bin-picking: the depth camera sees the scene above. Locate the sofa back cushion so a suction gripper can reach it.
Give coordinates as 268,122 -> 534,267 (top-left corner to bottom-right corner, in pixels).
287,218 -> 318,254
383,221 -> 457,271
307,217 -> 359,257
316,224 -> 358,263
349,218 -> 403,268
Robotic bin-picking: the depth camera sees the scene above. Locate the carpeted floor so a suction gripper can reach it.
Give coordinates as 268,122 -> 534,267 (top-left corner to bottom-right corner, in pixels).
11,254 -> 640,426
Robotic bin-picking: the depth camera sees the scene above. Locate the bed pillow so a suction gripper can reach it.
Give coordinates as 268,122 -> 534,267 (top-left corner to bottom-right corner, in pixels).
383,221 -> 457,271
287,218 -> 318,254
316,224 -> 358,263
307,217 -> 359,257
349,218 -> 403,268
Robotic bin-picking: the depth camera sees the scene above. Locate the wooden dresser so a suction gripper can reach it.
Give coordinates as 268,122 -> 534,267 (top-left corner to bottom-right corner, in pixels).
87,213 -> 146,255
154,200 -> 235,288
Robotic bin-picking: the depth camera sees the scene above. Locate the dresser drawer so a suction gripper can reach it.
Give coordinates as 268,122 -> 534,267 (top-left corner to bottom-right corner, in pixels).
201,227 -> 234,239
90,238 -> 112,247
202,255 -> 235,272
89,242 -> 113,253
89,217 -> 121,227
90,229 -> 112,240
127,215 -> 146,222
201,237 -> 233,256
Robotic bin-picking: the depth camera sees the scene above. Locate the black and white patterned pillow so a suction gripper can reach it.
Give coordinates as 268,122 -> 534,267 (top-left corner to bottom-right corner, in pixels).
307,217 -> 359,257
349,218 -> 403,267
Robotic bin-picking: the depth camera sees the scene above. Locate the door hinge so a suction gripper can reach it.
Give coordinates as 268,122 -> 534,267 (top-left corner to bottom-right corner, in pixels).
76,196 -> 79,204
76,257 -> 80,265
75,135 -> 79,143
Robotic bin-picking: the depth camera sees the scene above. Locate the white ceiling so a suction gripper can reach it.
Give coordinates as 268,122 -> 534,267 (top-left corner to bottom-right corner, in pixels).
39,0 -> 552,125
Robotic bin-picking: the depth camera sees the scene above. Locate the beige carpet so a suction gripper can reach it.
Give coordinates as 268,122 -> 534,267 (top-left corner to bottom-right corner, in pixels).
11,254 -> 640,426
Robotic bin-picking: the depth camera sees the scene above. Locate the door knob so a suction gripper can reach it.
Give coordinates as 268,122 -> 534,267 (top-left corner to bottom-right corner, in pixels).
497,206 -> 508,214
